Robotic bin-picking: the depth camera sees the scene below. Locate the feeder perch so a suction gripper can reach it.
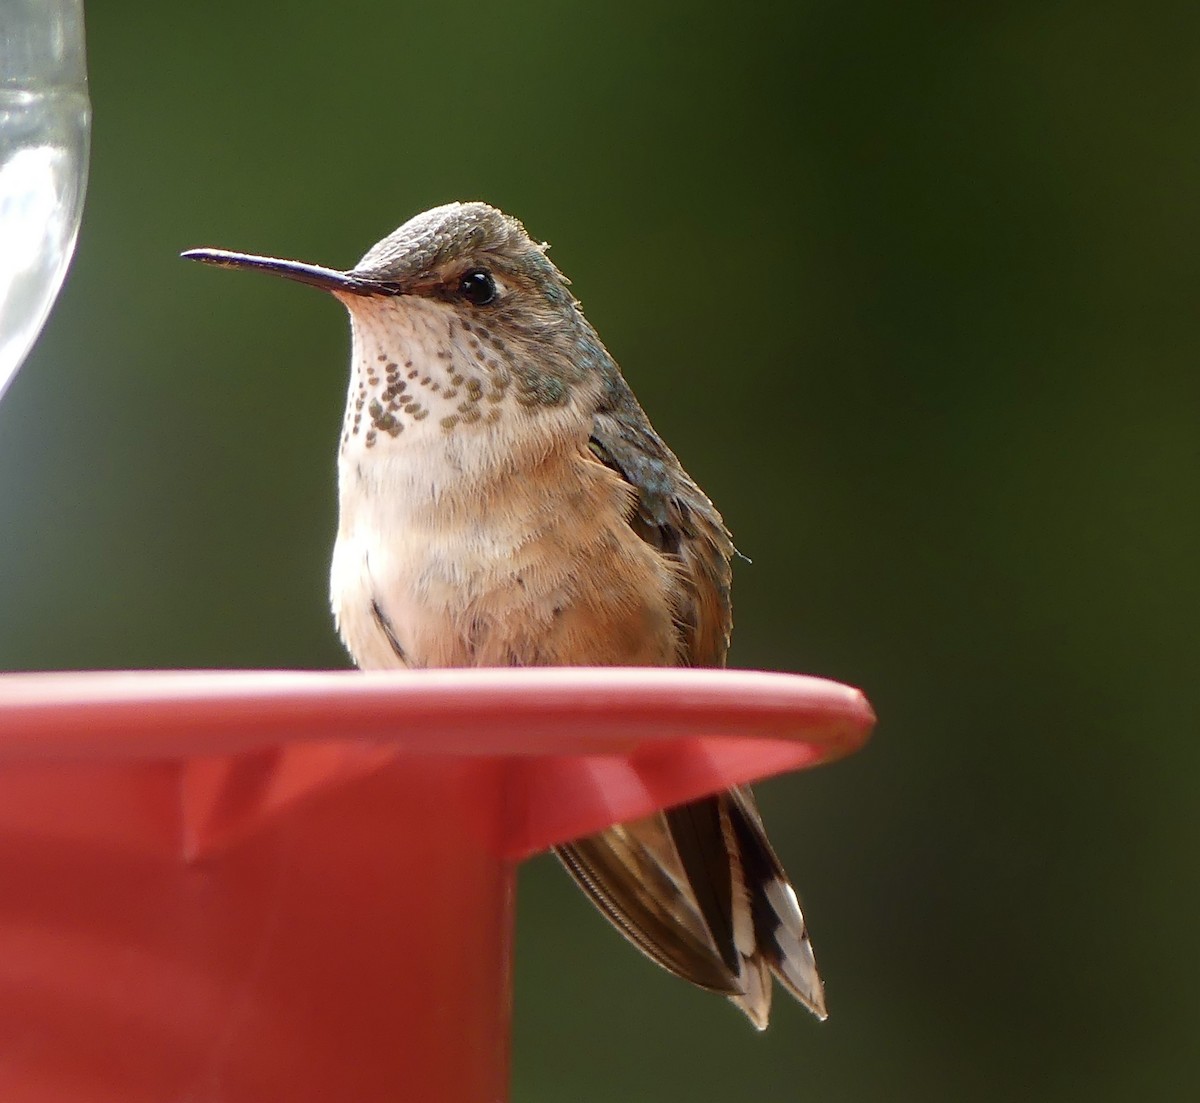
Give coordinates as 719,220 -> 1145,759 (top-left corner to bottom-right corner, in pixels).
0,667 -> 873,1102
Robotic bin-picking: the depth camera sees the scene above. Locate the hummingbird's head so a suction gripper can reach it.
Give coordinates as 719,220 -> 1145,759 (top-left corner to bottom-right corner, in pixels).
185,202 -> 616,456
351,201 -> 568,314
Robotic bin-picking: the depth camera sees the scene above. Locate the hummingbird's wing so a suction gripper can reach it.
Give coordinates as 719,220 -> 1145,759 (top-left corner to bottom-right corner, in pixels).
585,408 -> 734,666
551,409 -> 826,1027
556,811 -> 744,996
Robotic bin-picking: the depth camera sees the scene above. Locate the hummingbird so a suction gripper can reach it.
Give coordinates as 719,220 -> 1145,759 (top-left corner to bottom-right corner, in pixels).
183,202 -> 826,1027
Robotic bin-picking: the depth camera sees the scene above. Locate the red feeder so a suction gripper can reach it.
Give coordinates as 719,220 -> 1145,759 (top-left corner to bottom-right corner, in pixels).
0,667 -> 873,1102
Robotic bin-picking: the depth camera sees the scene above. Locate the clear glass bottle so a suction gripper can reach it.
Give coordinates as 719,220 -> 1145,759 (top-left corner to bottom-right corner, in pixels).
0,0 -> 90,402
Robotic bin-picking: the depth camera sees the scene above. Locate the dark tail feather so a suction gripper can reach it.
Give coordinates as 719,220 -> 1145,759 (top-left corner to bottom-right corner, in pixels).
556,789 -> 826,1028
726,788 -> 827,1020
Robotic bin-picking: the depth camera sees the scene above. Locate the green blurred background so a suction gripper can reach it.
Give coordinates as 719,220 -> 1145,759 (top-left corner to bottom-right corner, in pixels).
2,2 -> 1197,1099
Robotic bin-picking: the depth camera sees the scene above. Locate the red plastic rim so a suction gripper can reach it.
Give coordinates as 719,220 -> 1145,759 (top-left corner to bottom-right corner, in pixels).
0,667 -> 874,763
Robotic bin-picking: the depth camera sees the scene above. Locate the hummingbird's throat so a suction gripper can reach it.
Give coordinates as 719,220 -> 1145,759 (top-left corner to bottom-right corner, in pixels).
337,296 -> 580,456
338,296 -> 517,453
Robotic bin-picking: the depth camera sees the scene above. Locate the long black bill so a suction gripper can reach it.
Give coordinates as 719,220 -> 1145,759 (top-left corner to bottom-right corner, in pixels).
181,248 -> 391,296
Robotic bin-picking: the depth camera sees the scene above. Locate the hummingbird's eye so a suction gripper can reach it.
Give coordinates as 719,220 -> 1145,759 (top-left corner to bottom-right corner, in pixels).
458,269 -> 497,306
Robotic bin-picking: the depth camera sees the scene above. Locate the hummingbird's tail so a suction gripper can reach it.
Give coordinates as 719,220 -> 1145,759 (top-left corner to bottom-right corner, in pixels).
555,788 -> 826,1028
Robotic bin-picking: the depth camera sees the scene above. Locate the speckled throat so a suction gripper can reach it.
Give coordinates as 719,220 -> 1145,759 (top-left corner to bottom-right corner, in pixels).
337,292 -> 585,456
